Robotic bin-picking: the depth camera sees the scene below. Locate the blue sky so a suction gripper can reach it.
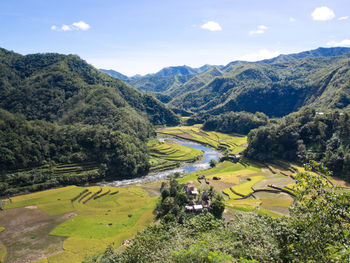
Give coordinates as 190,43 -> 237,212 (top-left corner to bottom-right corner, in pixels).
0,0 -> 349,76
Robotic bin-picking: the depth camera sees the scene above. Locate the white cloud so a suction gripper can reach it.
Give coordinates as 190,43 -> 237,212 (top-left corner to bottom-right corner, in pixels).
72,21 -> 90,31
338,16 -> 349,20
61,24 -> 72,31
201,21 -> 222,31
289,17 -> 296,22
311,6 -> 335,21
249,25 -> 268,35
327,39 -> 350,47
240,49 -> 280,61
51,21 -> 90,32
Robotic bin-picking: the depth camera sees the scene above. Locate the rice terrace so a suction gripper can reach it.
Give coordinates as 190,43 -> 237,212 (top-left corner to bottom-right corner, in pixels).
1,125 -> 349,262
1,3 -> 350,260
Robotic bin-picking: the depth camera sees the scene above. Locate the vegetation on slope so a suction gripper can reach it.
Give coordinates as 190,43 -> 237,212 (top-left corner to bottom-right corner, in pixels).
0,48 -> 179,129
87,162 -> 350,263
0,48 -> 181,195
170,52 -> 350,117
245,108 -> 350,181
187,111 -> 269,135
0,109 -> 150,196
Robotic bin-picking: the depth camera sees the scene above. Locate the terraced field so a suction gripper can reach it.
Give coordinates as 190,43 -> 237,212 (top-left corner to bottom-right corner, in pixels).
148,139 -> 203,162
177,160 -> 302,217
157,125 -> 247,154
0,186 -> 157,262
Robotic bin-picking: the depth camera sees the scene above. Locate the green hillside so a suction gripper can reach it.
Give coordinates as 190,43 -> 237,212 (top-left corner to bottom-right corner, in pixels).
245,108 -> 350,181
0,48 -> 179,131
0,48 -> 180,195
170,53 -> 350,117
109,47 -> 350,118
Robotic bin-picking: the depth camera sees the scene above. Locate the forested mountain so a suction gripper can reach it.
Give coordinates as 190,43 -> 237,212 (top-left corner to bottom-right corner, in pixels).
101,64 -> 221,94
245,108 -> 350,180
170,50 -> 350,117
0,109 -> 149,195
102,47 -> 350,118
0,48 -> 179,194
0,48 -> 179,132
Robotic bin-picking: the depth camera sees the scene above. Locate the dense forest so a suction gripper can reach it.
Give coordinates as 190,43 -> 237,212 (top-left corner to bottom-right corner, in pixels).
86,163 -> 350,263
0,48 -> 179,130
0,48 -> 180,195
105,47 -> 350,118
170,52 -> 350,117
0,109 -> 150,195
245,108 -> 350,181
187,111 -> 269,135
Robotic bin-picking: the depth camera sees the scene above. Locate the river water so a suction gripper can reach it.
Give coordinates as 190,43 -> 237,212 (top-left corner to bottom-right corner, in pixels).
101,137 -> 221,187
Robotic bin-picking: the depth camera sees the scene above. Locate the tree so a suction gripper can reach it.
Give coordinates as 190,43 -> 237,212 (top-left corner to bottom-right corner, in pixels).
209,159 -> 217,168
280,161 -> 350,262
210,199 -> 225,219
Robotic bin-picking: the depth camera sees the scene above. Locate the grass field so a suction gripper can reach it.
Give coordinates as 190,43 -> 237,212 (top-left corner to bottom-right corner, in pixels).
157,125 -> 247,154
1,185 -> 157,262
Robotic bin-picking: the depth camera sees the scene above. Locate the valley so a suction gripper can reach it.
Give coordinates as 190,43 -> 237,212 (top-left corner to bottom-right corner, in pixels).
0,47 -> 349,262
1,125 -> 349,262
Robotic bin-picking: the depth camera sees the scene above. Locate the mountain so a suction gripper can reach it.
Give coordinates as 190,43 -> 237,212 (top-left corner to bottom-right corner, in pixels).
102,47 -> 350,118
101,64 -> 222,94
259,47 -> 350,64
99,69 -> 129,81
0,48 -> 180,135
0,47 -> 180,194
245,108 -> 350,180
169,48 -> 350,117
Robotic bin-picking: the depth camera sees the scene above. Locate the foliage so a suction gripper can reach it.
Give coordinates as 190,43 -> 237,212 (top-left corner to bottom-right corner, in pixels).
209,159 -> 217,168
245,108 -> 350,181
0,109 -> 150,196
0,48 -> 179,130
202,111 -> 269,135
187,111 -> 269,135
169,48 -> 350,117
276,161 -> 350,262
156,176 -> 225,221
86,162 -> 350,263
156,176 -> 188,221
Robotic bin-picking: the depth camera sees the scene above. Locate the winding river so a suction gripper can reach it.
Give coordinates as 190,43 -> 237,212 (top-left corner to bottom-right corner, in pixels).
101,137 -> 221,187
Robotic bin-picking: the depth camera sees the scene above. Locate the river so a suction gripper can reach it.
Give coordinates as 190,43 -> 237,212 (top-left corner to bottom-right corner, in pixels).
100,137 -> 221,187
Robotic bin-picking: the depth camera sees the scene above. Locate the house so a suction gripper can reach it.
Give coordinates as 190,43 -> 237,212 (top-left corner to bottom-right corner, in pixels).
193,204 -> 203,212
184,183 -> 198,196
185,205 -> 194,211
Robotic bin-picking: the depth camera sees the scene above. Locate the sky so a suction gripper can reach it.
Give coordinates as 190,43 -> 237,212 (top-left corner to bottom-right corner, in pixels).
0,0 -> 349,76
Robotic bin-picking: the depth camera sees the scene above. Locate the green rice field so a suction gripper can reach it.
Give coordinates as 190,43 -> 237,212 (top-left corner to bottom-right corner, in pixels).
1,185 -> 157,262
157,125 -> 247,154
2,127 -> 350,262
